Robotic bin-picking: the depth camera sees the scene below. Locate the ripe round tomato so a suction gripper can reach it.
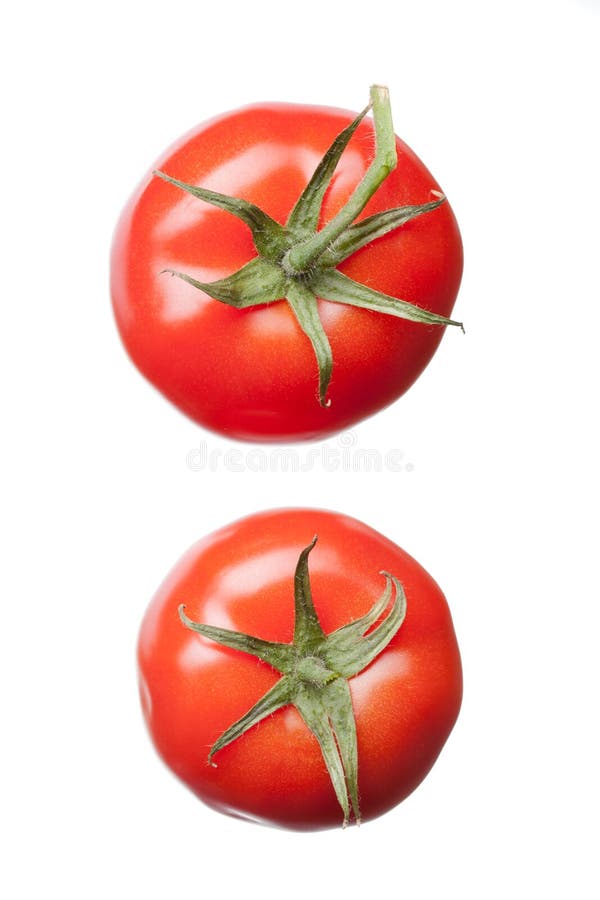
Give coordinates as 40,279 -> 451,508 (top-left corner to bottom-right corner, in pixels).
138,509 -> 462,830
111,92 -> 463,441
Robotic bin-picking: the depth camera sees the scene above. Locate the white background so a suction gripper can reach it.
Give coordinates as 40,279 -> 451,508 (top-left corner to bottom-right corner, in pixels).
2,0 -> 599,896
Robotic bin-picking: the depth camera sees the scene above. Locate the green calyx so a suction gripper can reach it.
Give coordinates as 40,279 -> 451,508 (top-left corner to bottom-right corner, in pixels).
178,535 -> 407,827
155,85 -> 463,407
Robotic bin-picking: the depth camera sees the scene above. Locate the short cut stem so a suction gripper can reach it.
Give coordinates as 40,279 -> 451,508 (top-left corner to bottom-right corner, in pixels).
285,85 -> 397,273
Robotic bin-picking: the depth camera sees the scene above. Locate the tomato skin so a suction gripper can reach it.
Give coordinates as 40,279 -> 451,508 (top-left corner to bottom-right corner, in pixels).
111,103 -> 463,441
138,509 -> 462,830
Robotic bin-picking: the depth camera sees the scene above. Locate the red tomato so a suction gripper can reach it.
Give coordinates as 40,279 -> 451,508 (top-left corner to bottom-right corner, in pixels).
138,509 -> 462,830
111,95 -> 463,441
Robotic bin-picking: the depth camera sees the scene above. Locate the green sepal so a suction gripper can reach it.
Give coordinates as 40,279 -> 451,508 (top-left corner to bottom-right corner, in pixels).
291,535 -> 327,649
325,570 -> 393,647
286,282 -> 333,407
322,679 -> 360,824
164,257 -> 286,308
322,195 -> 446,267
314,268 -> 464,330
178,604 -> 295,672
323,573 -> 406,677
286,104 -> 371,238
153,170 -> 287,260
208,677 -> 293,765
295,683 -> 352,824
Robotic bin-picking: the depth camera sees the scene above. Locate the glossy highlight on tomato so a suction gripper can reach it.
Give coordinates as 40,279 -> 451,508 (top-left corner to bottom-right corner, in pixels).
111,91 -> 463,441
137,509 -> 462,830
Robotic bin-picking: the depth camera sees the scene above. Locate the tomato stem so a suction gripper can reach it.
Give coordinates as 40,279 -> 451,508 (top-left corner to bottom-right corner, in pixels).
285,85 -> 397,273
